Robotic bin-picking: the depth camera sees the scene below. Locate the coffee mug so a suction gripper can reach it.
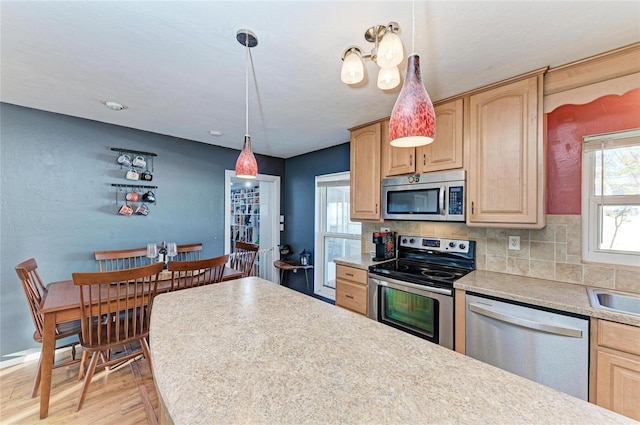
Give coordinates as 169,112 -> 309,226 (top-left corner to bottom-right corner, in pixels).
135,203 -> 149,216
118,204 -> 134,216
142,190 -> 156,203
132,155 -> 146,168
125,190 -> 139,202
125,169 -> 140,180
141,170 -> 153,181
117,154 -> 132,166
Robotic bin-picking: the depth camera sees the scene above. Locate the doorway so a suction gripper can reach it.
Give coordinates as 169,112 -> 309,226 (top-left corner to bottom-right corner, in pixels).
224,170 -> 281,282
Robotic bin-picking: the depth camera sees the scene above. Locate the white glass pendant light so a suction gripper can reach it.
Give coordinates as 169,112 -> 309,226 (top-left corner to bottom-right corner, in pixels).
377,30 -> 404,68
377,66 -> 400,90
341,47 -> 365,85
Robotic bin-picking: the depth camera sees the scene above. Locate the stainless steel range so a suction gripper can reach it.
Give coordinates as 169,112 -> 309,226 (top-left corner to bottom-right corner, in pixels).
368,235 -> 475,349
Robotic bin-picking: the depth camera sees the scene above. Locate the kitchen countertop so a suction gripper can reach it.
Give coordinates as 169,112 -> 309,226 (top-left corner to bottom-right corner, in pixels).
333,254 -> 387,270
455,270 -> 640,327
150,277 -> 635,425
335,255 -> 639,327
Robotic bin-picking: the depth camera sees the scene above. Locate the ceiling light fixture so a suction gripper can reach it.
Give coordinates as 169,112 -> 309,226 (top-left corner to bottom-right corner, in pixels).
388,0 -> 436,147
340,22 -> 404,90
104,101 -> 124,111
234,29 -> 258,179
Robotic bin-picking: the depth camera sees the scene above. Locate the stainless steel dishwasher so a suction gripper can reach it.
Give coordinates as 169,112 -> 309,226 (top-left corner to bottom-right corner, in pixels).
465,293 -> 589,400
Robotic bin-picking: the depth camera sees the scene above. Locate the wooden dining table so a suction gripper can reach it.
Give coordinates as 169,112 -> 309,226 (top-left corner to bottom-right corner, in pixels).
37,266 -> 243,419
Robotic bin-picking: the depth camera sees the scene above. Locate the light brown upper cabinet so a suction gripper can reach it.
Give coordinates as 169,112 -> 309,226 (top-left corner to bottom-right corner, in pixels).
350,121 -> 382,221
382,99 -> 464,177
466,73 -> 546,228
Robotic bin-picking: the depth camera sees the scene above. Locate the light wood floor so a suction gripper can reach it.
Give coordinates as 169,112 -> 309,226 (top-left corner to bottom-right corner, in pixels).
0,347 -> 158,424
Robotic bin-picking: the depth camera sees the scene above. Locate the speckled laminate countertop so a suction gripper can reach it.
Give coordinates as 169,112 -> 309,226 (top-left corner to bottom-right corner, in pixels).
455,270 -> 640,327
333,254 -> 387,270
150,277 -> 636,425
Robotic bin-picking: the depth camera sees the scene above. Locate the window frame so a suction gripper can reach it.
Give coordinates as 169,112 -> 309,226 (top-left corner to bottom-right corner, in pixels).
314,171 -> 361,300
581,128 -> 640,267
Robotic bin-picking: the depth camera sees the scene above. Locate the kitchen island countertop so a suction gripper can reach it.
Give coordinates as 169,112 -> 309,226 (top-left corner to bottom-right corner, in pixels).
150,277 -> 635,425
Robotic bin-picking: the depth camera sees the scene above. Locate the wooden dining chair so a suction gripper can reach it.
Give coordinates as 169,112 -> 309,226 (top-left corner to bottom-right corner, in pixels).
71,262 -> 164,411
175,243 -> 203,262
94,247 -> 150,271
167,254 -> 229,291
14,258 -> 82,398
231,241 -> 260,278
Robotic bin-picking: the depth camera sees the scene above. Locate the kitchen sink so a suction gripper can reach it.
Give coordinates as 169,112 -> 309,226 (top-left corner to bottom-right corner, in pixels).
587,288 -> 640,317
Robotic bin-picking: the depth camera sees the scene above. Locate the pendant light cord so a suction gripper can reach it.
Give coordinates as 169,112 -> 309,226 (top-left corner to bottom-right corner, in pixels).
411,0 -> 415,54
245,31 -> 249,136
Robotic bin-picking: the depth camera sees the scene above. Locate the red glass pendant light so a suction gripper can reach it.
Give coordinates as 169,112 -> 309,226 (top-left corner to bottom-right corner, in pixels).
388,54 -> 435,147
388,0 -> 436,148
235,135 -> 258,178
235,29 -> 258,179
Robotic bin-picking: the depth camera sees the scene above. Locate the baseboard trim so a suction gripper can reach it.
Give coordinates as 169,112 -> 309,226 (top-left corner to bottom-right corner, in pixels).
0,345 -> 74,370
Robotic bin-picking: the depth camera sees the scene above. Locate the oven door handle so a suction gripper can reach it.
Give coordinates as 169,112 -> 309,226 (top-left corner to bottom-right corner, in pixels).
375,277 -> 453,296
439,185 -> 446,216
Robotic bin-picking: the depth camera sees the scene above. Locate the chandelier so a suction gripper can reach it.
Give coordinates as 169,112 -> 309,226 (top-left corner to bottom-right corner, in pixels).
340,22 -> 404,90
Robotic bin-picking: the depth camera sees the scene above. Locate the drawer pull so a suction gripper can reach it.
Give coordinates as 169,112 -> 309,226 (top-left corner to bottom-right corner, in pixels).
345,273 -> 354,277
345,294 -> 354,299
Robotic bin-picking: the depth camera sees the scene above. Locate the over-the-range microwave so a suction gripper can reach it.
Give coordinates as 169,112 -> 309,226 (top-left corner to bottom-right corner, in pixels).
382,170 -> 466,222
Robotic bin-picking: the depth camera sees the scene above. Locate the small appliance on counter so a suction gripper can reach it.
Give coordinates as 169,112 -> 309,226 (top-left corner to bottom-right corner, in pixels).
372,231 -> 396,261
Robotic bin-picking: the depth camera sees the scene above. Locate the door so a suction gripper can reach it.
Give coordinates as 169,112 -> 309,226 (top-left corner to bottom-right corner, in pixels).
465,293 -> 589,400
225,170 -> 280,282
467,76 -> 543,226
418,99 -> 464,173
350,122 -> 381,220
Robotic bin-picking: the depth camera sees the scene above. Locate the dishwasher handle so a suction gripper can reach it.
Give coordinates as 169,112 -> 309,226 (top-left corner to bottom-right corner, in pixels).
468,303 -> 583,338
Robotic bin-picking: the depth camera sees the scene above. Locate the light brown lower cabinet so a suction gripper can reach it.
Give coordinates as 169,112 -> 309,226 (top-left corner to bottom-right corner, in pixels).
335,265 -> 368,316
591,318 -> 640,421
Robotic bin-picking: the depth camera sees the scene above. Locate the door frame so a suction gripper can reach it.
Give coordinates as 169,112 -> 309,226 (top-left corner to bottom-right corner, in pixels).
224,170 -> 281,282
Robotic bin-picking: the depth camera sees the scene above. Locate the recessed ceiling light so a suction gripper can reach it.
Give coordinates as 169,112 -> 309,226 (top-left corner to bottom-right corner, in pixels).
209,130 -> 223,136
105,101 -> 124,111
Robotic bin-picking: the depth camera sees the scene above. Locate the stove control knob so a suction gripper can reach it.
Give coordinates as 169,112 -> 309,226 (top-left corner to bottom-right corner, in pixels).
402,238 -> 408,244
409,238 -> 416,244
449,242 -> 456,248
459,243 -> 466,250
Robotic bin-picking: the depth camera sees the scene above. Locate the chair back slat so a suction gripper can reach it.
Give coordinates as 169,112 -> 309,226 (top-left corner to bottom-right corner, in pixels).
167,255 -> 228,291
15,258 -> 47,338
94,248 -> 150,271
231,241 -> 259,278
175,243 -> 203,262
72,262 -> 163,350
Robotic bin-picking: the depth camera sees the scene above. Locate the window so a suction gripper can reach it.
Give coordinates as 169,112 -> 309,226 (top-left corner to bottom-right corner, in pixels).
314,172 -> 361,300
582,128 -> 640,267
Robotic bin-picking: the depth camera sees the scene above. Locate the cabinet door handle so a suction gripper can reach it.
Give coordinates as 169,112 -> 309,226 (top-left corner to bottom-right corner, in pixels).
345,294 -> 354,299
409,155 -> 413,166
423,153 -> 426,166
471,201 -> 475,215
375,204 -> 378,214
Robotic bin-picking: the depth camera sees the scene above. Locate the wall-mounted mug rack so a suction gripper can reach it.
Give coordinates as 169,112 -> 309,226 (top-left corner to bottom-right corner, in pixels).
111,183 -> 158,189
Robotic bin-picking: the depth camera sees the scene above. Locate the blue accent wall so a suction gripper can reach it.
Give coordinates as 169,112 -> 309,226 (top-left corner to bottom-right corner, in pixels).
282,143 -> 350,296
0,103 -> 285,357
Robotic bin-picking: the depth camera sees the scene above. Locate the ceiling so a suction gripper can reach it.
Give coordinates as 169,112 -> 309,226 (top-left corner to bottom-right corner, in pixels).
1,1 -> 639,159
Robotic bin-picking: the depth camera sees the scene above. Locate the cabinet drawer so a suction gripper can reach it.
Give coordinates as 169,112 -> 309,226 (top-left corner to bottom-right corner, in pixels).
336,279 -> 367,316
336,265 -> 368,284
598,320 -> 640,356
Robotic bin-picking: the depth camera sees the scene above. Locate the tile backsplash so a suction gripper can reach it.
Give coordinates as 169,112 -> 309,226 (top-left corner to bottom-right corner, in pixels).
362,215 -> 640,294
